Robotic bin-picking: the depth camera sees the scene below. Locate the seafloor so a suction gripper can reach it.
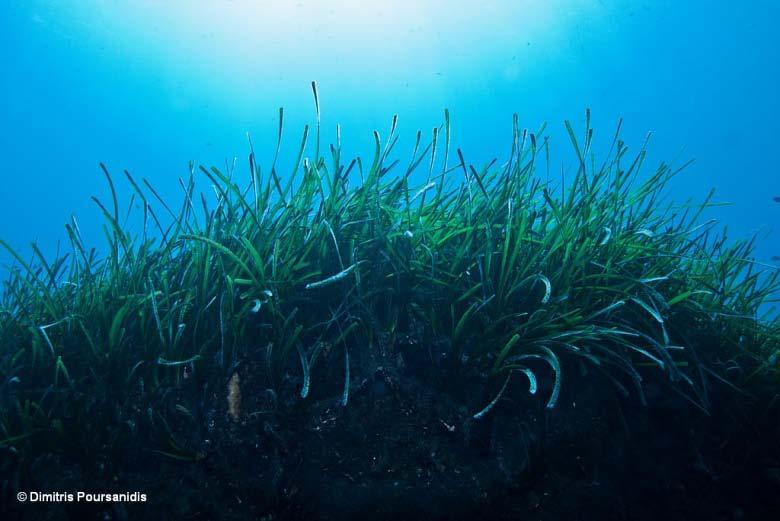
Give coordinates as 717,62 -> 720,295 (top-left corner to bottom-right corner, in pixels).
4,339 -> 780,521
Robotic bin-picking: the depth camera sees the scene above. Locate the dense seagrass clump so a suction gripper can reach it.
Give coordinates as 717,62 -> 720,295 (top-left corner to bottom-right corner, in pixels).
1,87 -> 779,473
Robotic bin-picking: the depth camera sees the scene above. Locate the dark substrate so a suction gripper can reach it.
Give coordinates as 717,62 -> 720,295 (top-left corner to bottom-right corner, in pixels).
2,337 -> 780,521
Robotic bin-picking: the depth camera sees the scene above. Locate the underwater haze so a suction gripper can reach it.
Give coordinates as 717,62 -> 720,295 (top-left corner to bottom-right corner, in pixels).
0,0 -> 778,269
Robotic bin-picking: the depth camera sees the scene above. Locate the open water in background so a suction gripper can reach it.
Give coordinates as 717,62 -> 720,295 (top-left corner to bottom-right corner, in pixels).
1,1 -> 778,301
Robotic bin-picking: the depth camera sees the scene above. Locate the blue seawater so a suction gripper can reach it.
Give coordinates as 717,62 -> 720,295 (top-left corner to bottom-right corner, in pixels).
0,0 -> 778,283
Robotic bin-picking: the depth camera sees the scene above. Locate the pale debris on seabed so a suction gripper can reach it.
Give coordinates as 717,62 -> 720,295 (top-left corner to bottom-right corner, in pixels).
228,372 -> 242,422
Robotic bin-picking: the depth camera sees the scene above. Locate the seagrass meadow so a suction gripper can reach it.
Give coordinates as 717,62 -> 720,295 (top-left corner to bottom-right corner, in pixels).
2,88 -> 780,520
